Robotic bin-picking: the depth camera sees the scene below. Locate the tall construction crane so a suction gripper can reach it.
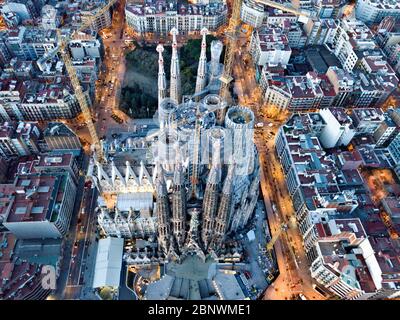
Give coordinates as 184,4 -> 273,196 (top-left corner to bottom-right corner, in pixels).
218,0 -> 312,124
179,0 -> 312,198
191,0 -> 244,194
56,0 -> 118,163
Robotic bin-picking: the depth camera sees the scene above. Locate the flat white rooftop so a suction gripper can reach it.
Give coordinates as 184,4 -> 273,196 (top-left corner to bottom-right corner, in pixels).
92,237 -> 124,288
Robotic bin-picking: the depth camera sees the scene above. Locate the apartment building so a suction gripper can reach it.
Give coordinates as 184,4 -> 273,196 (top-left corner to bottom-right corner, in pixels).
303,19 -> 338,46
240,0 -> 266,28
125,0 -> 227,36
1,157 -> 77,239
325,66 -> 355,108
350,108 -> 385,136
43,122 -> 82,153
250,25 -> 292,66
328,19 -> 376,72
318,108 -> 355,148
262,71 -> 336,112
14,80 -> 80,121
356,0 -> 400,24
0,121 -> 41,160
5,27 -> 58,61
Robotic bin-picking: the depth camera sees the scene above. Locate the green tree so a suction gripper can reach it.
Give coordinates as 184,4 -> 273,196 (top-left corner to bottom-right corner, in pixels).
121,36 -> 222,118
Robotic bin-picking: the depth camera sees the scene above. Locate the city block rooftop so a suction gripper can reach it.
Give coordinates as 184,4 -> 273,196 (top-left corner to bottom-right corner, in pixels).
0,77 -> 74,104
125,0 -> 226,16
0,154 -> 74,225
279,111 -> 400,228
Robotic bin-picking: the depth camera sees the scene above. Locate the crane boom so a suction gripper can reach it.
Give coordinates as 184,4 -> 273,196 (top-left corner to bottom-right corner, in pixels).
56,0 -> 118,163
266,223 -> 287,251
58,31 -> 104,162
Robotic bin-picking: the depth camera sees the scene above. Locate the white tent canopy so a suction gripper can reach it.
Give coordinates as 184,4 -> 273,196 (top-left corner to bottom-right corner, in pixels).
92,237 -> 124,288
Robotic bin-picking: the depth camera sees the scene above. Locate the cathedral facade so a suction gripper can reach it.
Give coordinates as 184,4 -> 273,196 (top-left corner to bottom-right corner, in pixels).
154,27 -> 260,260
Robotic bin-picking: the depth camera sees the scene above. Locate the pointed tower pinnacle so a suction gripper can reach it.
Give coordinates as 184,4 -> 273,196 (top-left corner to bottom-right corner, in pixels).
211,165 -> 235,250
201,164 -> 221,249
172,162 -> 187,251
195,27 -> 208,98
155,163 -> 171,254
156,44 -> 167,108
169,27 -> 181,105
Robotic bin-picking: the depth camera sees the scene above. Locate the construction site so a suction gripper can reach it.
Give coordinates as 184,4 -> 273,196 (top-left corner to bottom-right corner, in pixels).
74,0 -> 316,301
86,21 -> 281,299
44,0 -> 399,302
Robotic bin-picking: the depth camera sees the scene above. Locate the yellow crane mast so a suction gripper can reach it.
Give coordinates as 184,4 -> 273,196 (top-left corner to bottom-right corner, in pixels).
266,223 -> 288,252
57,34 -> 104,162
264,223 -> 287,280
56,0 -> 118,163
265,214 -> 297,277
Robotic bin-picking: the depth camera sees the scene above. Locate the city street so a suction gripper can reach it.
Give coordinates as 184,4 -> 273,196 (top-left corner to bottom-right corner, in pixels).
58,4 -> 134,300
252,122 -> 326,300
95,0 -> 131,138
232,26 -> 263,108
65,0 -> 131,145
229,23 -> 325,300
52,154 -> 89,300
63,184 -> 98,299
53,3 -> 129,300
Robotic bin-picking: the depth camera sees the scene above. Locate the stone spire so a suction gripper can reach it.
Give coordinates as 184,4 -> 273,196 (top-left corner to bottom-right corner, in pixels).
182,210 -> 206,262
210,40 -> 223,78
156,44 -> 167,108
172,163 -> 187,251
211,165 -> 234,250
201,164 -> 221,249
195,27 -> 208,98
155,164 -> 171,254
169,27 -> 181,105
241,173 -> 259,229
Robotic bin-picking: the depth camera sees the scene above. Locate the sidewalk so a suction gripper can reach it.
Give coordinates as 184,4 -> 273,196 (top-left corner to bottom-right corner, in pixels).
80,222 -> 100,300
54,156 -> 89,299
